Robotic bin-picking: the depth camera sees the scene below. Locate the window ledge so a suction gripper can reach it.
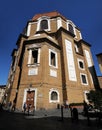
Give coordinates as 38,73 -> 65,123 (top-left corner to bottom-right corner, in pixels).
50,100 -> 59,103
27,63 -> 40,67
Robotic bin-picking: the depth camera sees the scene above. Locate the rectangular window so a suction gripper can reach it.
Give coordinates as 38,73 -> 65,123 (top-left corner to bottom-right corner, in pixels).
32,50 -> 38,64
82,75 -> 87,83
78,59 -> 84,70
80,73 -> 88,85
79,61 -> 83,68
28,48 -> 40,66
51,52 -> 56,66
49,49 -> 58,68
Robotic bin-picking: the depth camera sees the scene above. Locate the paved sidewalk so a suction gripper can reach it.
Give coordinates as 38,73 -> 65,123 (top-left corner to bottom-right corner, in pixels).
25,108 -> 84,119
24,108 -> 102,130
1,107 -> 102,130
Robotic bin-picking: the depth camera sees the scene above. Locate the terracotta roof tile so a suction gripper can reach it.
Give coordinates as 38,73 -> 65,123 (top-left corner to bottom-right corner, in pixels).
32,11 -> 67,21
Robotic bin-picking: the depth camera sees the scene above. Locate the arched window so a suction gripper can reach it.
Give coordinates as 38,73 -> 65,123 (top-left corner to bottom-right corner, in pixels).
49,89 -> 59,103
68,24 -> 74,34
37,17 -> 51,32
51,91 -> 58,100
40,19 -> 48,30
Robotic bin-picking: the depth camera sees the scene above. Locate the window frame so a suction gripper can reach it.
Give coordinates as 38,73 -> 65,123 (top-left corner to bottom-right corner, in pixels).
28,48 -> 40,67
49,89 -> 59,103
68,24 -> 74,34
49,49 -> 58,68
51,91 -> 58,100
40,19 -> 48,30
78,59 -> 85,70
80,73 -> 88,85
37,16 -> 51,32
75,44 -> 79,53
67,20 -> 76,36
32,49 -> 38,64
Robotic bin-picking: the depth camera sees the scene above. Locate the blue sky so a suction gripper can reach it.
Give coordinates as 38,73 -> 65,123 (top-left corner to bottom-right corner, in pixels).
0,0 -> 102,85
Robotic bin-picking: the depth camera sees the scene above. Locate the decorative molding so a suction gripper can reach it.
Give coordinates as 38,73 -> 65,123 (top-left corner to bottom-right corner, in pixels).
28,68 -> 38,75
50,69 -> 57,77
65,39 -> 77,81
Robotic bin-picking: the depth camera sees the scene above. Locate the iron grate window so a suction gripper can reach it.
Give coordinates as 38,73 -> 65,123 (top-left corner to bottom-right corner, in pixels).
51,91 -> 58,100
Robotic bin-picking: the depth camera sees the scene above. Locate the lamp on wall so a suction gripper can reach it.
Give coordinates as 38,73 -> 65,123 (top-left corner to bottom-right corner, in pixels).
29,84 -> 32,88
27,84 -> 32,93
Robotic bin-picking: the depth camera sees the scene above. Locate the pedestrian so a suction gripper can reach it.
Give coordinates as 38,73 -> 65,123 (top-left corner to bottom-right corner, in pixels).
83,101 -> 90,125
60,105 -> 64,121
72,107 -> 79,122
27,104 -> 31,116
23,102 -> 27,114
32,105 -> 35,116
69,105 -> 73,117
0,103 -> 2,111
65,100 -> 69,108
83,101 -> 88,116
8,101 -> 12,112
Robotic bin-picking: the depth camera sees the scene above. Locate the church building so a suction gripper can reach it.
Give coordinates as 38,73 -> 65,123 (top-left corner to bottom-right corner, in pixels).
6,11 -> 99,110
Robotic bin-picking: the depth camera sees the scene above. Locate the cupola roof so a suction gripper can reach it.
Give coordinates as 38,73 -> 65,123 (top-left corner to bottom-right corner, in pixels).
32,11 -> 67,21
